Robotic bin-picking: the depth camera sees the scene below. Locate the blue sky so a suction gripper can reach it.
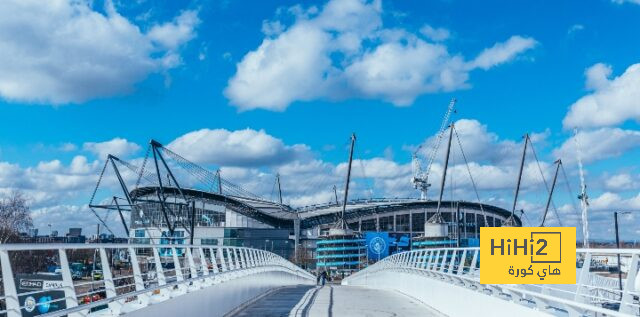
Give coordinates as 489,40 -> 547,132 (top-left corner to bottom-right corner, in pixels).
0,0 -> 639,241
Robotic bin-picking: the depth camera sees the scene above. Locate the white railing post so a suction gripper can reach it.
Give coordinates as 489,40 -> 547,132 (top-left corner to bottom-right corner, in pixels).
152,247 -> 167,286
185,247 -> 198,278
420,250 -> 428,269
238,249 -> 244,269
0,249 -> 21,317
58,249 -> 81,317
469,249 -> 479,276
241,249 -> 249,268
218,247 -> 228,272
258,250 -> 265,266
424,250 -> 433,269
248,249 -> 256,267
574,252 -> 591,302
448,250 -> 457,273
439,250 -> 448,272
209,248 -> 220,274
410,251 -> 417,267
235,249 -> 243,269
198,248 -> 209,276
620,253 -> 639,314
430,250 -> 440,270
128,247 -> 149,306
172,247 -> 184,282
457,250 -> 467,275
100,247 -> 122,314
229,248 -> 237,270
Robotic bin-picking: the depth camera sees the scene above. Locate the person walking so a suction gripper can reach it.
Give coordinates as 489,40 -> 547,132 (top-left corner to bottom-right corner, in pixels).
320,270 -> 328,286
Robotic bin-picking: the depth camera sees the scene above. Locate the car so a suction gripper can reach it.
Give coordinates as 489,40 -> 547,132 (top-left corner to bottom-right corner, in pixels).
92,270 -> 103,280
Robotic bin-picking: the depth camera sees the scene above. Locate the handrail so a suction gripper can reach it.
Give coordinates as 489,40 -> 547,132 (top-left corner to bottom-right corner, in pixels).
344,247 -> 640,316
0,244 -> 314,317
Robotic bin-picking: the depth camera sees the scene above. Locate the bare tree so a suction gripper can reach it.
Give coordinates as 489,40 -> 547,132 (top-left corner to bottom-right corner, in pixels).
0,190 -> 33,243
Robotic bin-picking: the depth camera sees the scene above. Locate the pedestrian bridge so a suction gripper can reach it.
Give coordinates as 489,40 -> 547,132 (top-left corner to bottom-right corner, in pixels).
1,244 -> 639,317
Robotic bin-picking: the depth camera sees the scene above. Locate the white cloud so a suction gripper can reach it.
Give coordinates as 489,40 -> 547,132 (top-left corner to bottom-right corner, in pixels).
167,128 -> 312,167
147,10 -> 199,51
567,24 -> 584,35
0,0 -> 199,104
419,24 -> 450,41
83,138 -> 141,159
225,0 -> 537,111
605,173 -> 639,191
585,63 -> 613,90
612,0 -> 640,4
466,35 -> 538,70
32,204 -> 125,236
552,128 -> 640,164
563,62 -> 640,128
416,119 -> 524,166
590,192 -> 640,211
58,143 -> 77,152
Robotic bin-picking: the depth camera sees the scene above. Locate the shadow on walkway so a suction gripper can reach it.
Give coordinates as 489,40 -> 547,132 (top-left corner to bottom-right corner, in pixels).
231,285 -> 315,317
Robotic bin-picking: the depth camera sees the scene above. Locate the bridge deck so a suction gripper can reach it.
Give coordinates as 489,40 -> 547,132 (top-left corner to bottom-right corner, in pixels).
230,285 -> 439,317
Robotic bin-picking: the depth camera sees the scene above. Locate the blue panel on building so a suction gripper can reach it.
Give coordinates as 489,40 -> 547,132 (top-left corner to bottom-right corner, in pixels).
365,232 -> 390,260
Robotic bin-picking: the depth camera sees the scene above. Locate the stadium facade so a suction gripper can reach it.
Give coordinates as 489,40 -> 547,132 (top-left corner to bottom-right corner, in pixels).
128,185 -> 520,267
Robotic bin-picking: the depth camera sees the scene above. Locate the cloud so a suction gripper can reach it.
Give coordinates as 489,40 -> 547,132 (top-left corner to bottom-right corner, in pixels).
612,0 -> 640,4
0,0 -> 199,104
419,24 -> 450,41
0,156 -> 101,209
225,0 -> 537,111
466,35 -> 538,70
31,204 -> 125,236
590,192 -> 640,211
167,128 -> 312,167
567,24 -> 584,35
416,119 -> 526,166
552,127 -> 640,164
57,143 -> 78,152
605,173 -> 639,191
563,63 -> 640,128
83,138 -> 141,159
147,10 -> 200,51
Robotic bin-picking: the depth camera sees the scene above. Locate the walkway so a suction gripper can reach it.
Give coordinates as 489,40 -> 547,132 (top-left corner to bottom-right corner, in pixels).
229,284 -> 439,317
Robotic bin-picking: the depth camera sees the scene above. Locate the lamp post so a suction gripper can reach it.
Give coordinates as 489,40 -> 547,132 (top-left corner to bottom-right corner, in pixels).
614,211 -> 631,292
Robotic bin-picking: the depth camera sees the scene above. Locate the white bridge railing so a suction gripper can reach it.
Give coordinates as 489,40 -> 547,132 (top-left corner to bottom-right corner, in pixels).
0,243 -> 314,317
343,247 -> 640,317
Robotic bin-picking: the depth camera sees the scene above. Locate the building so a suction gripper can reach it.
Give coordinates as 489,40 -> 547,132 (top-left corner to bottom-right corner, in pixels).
128,186 -> 520,267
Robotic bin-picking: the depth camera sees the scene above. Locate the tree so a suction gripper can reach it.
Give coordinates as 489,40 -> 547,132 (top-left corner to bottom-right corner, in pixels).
0,190 -> 33,243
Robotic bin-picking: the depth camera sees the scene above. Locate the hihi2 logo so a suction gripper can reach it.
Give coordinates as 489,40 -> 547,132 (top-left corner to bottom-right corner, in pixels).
480,227 -> 576,284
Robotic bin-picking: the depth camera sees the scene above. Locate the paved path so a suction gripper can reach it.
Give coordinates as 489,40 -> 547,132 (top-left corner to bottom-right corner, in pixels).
230,285 -> 439,317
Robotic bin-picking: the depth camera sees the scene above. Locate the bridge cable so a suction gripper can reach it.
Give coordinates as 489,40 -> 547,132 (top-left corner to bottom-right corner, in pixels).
527,137 -> 563,226
453,125 -> 489,226
559,163 -> 582,220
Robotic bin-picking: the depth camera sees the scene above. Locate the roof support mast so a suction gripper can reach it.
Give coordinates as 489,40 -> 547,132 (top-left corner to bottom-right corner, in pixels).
340,133 -> 357,230
276,173 -> 283,205
423,123 -> 454,238
434,123 -> 455,218
504,134 -> 529,226
541,159 -> 562,227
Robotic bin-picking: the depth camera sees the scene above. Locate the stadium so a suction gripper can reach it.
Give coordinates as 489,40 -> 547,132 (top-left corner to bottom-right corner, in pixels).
127,185 -> 520,265
90,137 -> 521,272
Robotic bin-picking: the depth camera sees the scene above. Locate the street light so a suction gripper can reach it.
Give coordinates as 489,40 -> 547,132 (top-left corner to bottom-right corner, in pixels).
614,211 -> 631,292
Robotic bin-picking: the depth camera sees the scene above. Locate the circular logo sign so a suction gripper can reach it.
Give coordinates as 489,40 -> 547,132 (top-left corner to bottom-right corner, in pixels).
369,236 -> 387,255
24,296 -> 36,312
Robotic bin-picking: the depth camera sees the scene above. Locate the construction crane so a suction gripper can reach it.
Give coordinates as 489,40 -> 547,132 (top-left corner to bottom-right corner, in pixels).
574,129 -> 590,248
412,98 -> 457,200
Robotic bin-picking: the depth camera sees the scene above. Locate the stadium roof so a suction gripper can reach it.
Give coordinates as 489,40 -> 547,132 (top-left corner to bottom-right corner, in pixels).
131,186 -> 520,230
